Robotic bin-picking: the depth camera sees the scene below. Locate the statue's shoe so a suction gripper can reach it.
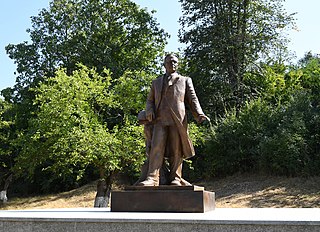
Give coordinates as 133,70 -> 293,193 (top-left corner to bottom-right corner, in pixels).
137,178 -> 157,186
170,179 -> 182,186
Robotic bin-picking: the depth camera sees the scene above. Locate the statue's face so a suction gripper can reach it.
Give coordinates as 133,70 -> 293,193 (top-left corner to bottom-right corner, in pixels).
164,55 -> 179,74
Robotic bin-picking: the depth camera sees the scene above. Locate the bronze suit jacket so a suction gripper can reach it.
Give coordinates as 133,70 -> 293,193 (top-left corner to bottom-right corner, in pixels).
146,73 -> 205,159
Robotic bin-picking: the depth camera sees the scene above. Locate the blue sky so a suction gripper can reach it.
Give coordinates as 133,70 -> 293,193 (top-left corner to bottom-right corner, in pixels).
1,0 -> 319,91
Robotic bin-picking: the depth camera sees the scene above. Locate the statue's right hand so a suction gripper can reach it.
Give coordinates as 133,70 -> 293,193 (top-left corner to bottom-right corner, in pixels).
146,111 -> 155,122
198,115 -> 210,124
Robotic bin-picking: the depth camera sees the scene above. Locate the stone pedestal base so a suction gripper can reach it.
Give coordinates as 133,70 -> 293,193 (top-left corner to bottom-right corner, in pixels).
111,185 -> 215,213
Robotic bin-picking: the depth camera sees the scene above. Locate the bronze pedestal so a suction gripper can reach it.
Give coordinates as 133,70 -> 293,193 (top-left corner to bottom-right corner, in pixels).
111,185 -> 215,213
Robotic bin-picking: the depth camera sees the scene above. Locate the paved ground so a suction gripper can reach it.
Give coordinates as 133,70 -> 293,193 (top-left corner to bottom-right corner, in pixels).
1,208 -> 320,224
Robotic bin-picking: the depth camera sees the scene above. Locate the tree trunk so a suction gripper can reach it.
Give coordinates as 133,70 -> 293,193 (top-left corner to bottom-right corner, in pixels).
94,169 -> 114,208
0,174 -> 13,204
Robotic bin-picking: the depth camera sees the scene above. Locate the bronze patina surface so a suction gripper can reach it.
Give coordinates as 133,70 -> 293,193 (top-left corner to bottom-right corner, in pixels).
111,186 -> 215,213
137,54 -> 210,187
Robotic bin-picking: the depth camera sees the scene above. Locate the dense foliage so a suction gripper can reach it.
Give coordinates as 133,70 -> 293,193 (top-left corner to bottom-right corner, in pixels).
198,56 -> 320,178
4,0 -> 168,139
6,0 -> 167,90
0,100 -> 15,189
179,0 -> 296,116
13,66 -> 149,192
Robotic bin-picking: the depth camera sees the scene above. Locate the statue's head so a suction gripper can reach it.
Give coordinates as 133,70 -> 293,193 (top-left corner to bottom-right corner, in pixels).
163,54 -> 179,74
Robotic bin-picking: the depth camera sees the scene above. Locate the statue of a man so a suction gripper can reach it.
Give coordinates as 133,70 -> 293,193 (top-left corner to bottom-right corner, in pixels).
138,54 -> 209,186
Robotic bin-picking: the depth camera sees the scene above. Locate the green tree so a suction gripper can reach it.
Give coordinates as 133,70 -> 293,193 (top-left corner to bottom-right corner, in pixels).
4,0 -> 168,132
7,0 -> 167,89
298,51 -> 320,68
2,0 -> 168,197
14,65 -> 150,206
244,63 -> 303,105
179,0 -> 296,116
202,91 -> 315,178
299,53 -> 320,98
0,99 -> 15,190
199,56 -> 320,178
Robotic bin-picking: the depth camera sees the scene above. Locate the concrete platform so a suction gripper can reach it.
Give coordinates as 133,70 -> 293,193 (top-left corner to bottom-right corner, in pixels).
0,208 -> 320,232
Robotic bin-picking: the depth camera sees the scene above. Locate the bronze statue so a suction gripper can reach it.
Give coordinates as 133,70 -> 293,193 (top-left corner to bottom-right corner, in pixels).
137,54 -> 209,186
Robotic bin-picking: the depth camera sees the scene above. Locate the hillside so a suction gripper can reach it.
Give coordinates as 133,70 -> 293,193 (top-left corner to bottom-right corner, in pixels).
1,174 -> 320,209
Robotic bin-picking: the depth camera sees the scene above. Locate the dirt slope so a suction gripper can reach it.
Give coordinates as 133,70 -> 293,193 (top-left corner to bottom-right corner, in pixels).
1,174 -> 320,209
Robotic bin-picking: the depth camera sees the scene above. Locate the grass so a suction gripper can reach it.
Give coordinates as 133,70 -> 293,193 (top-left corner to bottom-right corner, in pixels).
1,174 -> 320,209
201,174 -> 320,208
0,181 -> 97,210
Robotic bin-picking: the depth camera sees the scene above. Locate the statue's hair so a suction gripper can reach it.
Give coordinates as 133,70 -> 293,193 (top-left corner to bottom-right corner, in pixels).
163,53 -> 179,65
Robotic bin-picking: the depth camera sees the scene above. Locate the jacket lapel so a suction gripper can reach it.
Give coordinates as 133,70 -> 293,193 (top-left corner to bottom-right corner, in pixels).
168,73 -> 179,86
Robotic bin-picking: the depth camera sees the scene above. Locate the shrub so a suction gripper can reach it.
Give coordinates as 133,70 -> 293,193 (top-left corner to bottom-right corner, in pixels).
201,90 -> 320,178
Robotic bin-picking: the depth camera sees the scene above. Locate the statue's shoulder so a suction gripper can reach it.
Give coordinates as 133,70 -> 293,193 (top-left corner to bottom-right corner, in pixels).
179,74 -> 189,80
177,74 -> 191,82
150,75 -> 164,89
153,75 -> 164,83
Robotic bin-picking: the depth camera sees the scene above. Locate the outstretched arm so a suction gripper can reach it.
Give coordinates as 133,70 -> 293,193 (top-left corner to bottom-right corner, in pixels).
185,77 -> 209,123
